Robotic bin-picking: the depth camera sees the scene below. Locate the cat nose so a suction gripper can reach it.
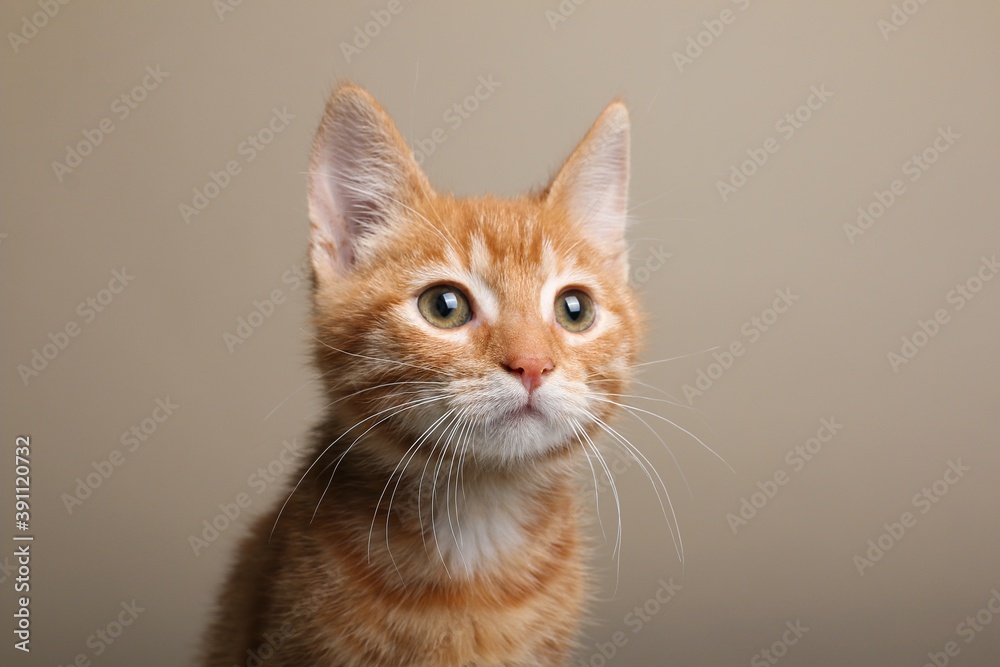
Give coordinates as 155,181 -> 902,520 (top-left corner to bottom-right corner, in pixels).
504,356 -> 554,394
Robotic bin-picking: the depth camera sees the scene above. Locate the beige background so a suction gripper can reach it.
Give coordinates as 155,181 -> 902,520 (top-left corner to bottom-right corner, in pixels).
3,1 -> 999,665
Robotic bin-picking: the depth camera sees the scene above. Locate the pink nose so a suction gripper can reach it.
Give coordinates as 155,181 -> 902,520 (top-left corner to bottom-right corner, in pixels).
504,356 -> 554,394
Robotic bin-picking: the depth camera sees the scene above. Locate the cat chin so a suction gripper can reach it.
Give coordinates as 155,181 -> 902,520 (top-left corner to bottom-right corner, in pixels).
468,413 -> 582,467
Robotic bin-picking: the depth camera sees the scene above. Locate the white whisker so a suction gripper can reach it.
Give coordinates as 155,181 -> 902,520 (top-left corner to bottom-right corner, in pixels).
305,329 -> 447,377
435,409 -> 470,575
589,394 -> 693,499
312,395 -> 450,521
567,418 -> 608,546
586,410 -> 683,567
590,396 -> 733,474
573,419 -> 624,592
270,393 -> 447,541
625,346 -> 722,370
372,407 -> 456,583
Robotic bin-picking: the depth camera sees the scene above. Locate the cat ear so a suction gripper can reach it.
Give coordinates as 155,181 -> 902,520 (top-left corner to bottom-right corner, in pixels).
545,101 -> 630,270
307,84 -> 427,284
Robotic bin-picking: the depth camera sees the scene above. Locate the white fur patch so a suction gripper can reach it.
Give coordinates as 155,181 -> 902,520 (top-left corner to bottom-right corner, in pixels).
430,475 -> 530,575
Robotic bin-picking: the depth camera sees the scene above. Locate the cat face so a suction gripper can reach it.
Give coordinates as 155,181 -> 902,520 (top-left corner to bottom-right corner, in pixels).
307,85 -> 641,469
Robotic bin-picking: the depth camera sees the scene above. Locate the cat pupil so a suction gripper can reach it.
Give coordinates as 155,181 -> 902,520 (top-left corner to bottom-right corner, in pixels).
564,295 -> 582,320
436,292 -> 458,317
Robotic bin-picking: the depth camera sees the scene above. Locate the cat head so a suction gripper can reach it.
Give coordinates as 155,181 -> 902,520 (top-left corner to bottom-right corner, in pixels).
307,84 -> 642,469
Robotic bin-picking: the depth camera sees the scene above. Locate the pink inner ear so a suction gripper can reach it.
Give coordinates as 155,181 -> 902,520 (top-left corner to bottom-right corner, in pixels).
546,102 -> 631,254
306,85 -> 427,279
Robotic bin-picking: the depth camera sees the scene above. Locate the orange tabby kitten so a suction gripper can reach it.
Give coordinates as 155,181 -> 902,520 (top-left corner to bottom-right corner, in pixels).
200,83 -> 641,666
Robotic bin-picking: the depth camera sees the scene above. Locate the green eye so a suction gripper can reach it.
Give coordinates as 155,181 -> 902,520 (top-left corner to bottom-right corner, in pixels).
418,285 -> 472,328
555,289 -> 596,332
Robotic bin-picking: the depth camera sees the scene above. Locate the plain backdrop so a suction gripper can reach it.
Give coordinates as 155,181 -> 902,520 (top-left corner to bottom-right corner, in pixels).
3,1 -> 999,665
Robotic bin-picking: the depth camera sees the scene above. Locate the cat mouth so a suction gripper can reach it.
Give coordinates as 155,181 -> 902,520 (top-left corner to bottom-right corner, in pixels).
507,400 -> 546,421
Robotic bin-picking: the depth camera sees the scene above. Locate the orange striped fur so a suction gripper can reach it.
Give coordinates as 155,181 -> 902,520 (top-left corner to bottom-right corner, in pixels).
201,84 -> 642,666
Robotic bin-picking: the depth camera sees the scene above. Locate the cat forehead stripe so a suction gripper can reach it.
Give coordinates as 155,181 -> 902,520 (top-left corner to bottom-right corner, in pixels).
469,234 -> 492,276
540,239 -> 559,277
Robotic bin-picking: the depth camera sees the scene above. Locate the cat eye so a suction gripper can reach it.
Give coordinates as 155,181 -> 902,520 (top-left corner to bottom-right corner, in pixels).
555,289 -> 596,332
418,285 -> 472,329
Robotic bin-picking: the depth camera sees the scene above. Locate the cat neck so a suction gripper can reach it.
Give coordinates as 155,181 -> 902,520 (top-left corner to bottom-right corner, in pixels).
301,418 -> 581,579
